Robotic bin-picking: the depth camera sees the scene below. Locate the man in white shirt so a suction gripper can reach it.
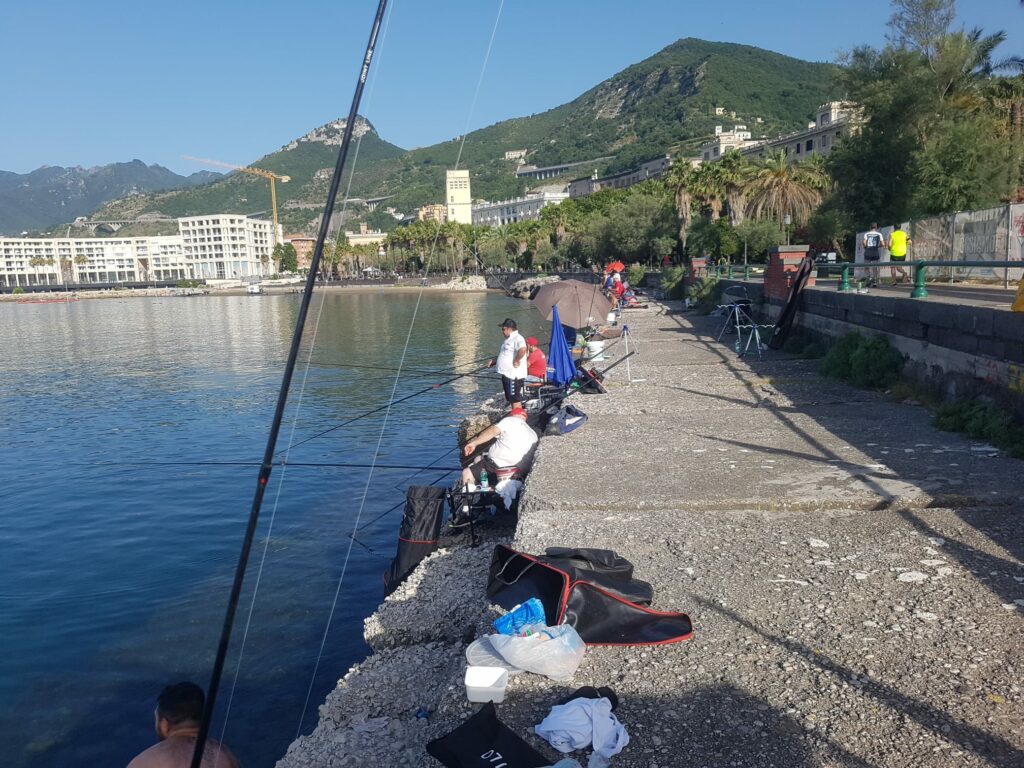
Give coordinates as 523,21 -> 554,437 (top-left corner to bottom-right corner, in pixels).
461,406 -> 539,488
488,317 -> 528,408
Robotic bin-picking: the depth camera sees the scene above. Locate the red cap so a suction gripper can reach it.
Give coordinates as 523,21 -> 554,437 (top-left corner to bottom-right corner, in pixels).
526,337 -> 539,346
509,407 -> 528,419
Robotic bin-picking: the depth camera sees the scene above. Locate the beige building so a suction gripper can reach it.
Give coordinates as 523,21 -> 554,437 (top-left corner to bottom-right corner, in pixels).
568,156 -> 672,199
740,102 -> 860,162
700,127 -> 758,162
343,222 -> 386,247
445,169 -> 472,224
416,204 -> 448,223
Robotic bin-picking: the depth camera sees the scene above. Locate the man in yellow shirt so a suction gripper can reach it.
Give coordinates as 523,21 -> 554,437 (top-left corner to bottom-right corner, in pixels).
888,224 -> 912,283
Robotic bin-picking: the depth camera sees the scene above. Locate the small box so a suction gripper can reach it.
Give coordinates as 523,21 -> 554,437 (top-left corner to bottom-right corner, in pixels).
464,666 -> 508,703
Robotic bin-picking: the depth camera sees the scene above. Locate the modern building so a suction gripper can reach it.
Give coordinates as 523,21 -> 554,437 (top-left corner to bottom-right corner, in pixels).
471,191 -> 569,227
567,156 -> 672,199
1,214 -> 276,287
178,215 -> 277,280
445,169 -> 472,224
738,102 -> 860,161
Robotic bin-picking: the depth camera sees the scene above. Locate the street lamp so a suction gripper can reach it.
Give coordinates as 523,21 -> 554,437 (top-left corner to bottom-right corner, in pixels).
784,214 -> 792,246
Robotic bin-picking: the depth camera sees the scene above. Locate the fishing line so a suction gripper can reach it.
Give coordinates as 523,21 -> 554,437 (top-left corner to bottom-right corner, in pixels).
80,460 -> 461,471
191,2 -> 392,764
294,0 -> 507,738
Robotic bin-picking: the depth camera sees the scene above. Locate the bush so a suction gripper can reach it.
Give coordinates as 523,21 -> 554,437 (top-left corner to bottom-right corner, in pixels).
626,264 -> 645,287
660,265 -> 687,299
935,400 -> 1024,458
690,276 -> 720,313
820,332 -> 904,388
13,286 -> 25,294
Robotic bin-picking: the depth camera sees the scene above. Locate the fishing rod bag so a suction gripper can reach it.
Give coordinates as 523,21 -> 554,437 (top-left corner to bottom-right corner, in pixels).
486,544 -> 693,646
542,403 -> 588,437
382,485 -> 448,595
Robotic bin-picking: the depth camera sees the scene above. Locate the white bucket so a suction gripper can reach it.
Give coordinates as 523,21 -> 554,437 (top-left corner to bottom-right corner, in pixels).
606,311 -> 617,325
465,665 -> 508,703
586,340 -> 606,362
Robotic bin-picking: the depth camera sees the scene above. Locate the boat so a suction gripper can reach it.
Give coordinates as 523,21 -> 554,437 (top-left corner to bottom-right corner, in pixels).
247,283 -> 263,295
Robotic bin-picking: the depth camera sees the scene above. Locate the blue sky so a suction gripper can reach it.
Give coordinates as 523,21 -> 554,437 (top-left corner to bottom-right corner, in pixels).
2,0 -> 1020,175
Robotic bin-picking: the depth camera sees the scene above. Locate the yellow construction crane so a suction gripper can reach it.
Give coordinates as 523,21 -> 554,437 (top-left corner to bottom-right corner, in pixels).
182,155 -> 291,242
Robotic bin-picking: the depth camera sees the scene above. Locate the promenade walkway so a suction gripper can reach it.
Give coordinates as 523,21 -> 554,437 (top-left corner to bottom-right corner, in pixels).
279,301 -> 1023,768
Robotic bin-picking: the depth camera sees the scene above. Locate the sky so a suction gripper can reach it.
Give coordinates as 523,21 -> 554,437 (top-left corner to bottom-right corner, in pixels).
1,0 -> 1021,176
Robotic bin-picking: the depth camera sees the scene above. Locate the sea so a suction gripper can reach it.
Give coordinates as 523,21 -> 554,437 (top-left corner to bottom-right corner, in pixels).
0,289 -> 544,767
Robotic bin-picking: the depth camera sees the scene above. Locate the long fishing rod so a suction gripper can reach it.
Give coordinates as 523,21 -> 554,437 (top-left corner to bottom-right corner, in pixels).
191,2 -> 389,764
80,460 -> 462,471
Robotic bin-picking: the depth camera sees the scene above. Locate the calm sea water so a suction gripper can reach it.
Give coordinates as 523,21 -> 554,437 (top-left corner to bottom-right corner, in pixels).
0,289 -> 542,767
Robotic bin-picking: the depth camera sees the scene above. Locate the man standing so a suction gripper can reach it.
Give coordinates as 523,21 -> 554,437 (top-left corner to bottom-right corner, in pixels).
887,223 -> 912,283
127,682 -> 239,768
525,336 -> 547,383
488,318 -> 528,408
461,406 -> 538,488
862,223 -> 885,287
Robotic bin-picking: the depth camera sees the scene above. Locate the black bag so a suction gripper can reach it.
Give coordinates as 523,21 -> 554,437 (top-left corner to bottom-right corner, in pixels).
426,702 -> 549,768
575,367 -> 606,394
486,544 -> 692,646
448,486 -> 500,527
382,486 -> 448,595
542,403 -> 588,436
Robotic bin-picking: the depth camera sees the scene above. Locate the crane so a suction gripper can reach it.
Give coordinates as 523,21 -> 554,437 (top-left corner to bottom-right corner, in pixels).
182,155 -> 291,246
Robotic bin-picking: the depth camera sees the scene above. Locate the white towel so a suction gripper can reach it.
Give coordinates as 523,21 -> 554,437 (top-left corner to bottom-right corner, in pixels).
493,478 -> 523,508
535,697 -> 629,768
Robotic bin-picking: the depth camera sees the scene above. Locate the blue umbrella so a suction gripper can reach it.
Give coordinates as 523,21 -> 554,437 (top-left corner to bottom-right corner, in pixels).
547,304 -> 576,387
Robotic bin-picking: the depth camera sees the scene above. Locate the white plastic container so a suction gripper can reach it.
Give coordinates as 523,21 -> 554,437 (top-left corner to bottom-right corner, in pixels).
586,339 -> 606,362
464,665 -> 509,703
606,311 -> 617,325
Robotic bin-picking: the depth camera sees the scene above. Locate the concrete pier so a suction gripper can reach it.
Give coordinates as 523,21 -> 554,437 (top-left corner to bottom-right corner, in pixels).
278,301 -> 1023,768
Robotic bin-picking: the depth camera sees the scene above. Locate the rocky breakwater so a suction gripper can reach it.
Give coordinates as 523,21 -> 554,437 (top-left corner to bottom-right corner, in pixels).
430,275 -> 489,291
507,275 -> 561,299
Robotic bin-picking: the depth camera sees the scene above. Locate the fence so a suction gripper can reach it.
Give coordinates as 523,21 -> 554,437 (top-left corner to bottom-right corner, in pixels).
855,203 -> 1024,284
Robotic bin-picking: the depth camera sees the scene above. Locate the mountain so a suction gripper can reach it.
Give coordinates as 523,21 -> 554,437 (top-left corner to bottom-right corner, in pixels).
0,161 -> 222,234
90,39 -> 840,232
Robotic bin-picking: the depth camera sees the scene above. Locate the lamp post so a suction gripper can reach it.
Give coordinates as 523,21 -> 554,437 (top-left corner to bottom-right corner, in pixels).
784,215 -> 792,246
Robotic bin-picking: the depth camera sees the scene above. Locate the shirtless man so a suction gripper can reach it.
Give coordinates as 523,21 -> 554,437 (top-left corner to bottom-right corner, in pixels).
127,682 -> 240,768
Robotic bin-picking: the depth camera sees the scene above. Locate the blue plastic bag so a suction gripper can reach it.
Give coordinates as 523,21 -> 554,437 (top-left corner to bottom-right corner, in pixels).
492,597 -> 546,635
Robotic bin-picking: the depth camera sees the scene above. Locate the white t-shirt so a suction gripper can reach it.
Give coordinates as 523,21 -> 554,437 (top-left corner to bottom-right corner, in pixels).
487,416 -> 538,467
495,331 -> 527,379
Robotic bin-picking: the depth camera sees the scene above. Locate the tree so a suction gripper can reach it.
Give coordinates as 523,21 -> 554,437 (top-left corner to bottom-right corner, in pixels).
279,243 -> 298,273
887,0 -> 955,61
686,217 -> 740,261
665,159 -> 697,250
735,219 -> 786,263
717,150 -> 751,227
745,151 -> 828,228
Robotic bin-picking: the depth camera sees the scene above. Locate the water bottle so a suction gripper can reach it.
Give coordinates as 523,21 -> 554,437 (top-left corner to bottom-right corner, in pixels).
480,470 -> 489,489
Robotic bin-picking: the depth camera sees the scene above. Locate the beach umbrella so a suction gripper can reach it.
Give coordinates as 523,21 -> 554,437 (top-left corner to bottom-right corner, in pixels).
604,261 -> 625,274
532,279 -> 612,329
547,305 -> 577,387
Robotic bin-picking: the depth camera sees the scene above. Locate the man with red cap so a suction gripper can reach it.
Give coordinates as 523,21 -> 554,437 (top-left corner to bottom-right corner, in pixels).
461,406 -> 538,489
525,336 -> 547,383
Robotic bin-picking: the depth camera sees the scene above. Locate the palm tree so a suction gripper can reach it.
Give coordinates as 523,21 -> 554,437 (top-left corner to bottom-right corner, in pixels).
665,159 -> 697,250
933,28 -> 1024,106
690,162 -> 725,221
717,150 -> 751,227
745,151 -> 829,228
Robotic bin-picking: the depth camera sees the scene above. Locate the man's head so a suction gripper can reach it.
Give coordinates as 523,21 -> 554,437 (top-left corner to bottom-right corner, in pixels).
526,336 -> 539,350
500,318 -> 517,337
154,682 -> 204,739
870,222 -> 878,230
894,223 -> 903,231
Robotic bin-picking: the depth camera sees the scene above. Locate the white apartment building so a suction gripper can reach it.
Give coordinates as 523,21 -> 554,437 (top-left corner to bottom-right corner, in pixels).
445,170 -> 472,224
568,156 -> 671,199
178,214 -> 276,279
700,127 -> 758,162
0,215 -> 275,287
471,191 -> 569,227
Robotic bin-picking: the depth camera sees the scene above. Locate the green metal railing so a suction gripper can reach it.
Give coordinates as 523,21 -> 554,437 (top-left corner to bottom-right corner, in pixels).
714,260 -> 1021,299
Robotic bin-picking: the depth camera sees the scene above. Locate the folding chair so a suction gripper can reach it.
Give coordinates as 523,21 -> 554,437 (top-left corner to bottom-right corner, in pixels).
715,285 -> 765,359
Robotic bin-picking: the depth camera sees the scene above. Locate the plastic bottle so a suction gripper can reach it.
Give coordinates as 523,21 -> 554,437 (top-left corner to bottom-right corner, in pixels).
480,469 -> 489,489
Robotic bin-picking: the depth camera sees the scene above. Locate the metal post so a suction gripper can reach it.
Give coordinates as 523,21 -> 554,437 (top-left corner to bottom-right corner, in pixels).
839,263 -> 852,292
743,265 -> 750,280
727,265 -> 734,279
910,260 -> 929,298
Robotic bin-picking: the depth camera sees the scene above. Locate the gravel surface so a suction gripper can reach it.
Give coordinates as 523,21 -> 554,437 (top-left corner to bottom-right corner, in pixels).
278,302 -> 1023,768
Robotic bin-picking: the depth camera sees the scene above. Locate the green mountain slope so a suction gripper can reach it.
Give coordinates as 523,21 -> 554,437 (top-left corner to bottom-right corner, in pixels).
93,39 -> 840,232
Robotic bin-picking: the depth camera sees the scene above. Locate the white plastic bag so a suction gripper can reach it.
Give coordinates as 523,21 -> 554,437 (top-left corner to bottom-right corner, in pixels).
488,623 -> 585,681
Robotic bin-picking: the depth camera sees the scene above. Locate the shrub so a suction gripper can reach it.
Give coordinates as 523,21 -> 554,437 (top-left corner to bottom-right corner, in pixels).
660,265 -> 686,299
820,332 -> 903,388
626,264 -> 646,287
13,286 -> 25,294
690,276 -> 720,313
935,400 -> 1024,458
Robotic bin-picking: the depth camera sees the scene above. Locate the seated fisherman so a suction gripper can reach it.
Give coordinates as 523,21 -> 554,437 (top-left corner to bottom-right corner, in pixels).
525,336 -> 547,383
461,406 -> 538,489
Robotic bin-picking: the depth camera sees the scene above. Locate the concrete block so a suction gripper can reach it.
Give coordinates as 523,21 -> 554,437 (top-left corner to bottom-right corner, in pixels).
977,337 -> 1007,361
918,302 -> 955,329
927,326 -> 979,355
870,296 -> 897,318
1004,340 -> 1024,364
891,320 -> 927,339
954,306 -> 995,337
993,311 -> 1024,343
893,300 -> 922,322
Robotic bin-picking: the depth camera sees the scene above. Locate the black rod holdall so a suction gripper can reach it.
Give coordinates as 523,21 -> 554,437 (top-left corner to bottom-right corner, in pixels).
382,485 -> 448,595
486,544 -> 693,646
426,702 -> 549,768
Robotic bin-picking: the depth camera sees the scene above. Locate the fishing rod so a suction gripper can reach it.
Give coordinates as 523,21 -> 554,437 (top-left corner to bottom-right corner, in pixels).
191,2 -> 390,765
79,460 -> 462,471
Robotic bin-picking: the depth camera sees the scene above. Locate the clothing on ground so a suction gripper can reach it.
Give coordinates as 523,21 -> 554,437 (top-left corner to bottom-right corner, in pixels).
487,414 -> 539,467
535,697 -> 629,768
496,330 -> 527,379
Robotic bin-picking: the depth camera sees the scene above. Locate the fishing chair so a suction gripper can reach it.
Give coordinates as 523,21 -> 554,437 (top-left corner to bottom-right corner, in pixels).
715,285 -> 765,359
